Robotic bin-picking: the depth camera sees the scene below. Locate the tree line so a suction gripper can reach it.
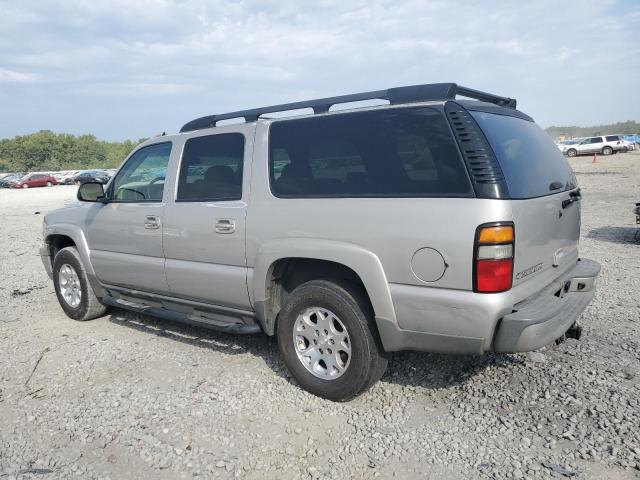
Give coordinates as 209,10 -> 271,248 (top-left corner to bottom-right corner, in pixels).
545,120 -> 640,139
0,130 -> 146,173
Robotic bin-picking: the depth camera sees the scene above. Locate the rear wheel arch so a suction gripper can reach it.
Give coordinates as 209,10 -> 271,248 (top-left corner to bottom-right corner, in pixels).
262,258 -> 372,335
253,243 -> 397,337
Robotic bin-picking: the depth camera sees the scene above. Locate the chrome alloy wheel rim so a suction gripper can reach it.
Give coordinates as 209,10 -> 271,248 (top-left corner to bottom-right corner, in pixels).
293,307 -> 351,380
58,264 -> 82,308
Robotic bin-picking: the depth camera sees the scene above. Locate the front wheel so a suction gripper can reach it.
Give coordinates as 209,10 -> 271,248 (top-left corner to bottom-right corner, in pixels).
53,247 -> 107,321
277,279 -> 388,401
566,149 -> 577,157
602,146 -> 613,155
46,181 -> 53,187
22,184 -> 28,189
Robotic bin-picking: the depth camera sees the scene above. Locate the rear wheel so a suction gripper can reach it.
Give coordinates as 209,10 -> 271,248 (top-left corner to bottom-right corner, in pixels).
602,146 -> 613,155
53,247 -> 107,321
566,149 -> 577,157
277,279 -> 388,401
46,181 -> 53,187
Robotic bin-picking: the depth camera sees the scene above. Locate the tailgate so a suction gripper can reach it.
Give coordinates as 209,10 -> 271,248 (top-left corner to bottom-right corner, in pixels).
469,109 -> 582,294
511,191 -> 580,288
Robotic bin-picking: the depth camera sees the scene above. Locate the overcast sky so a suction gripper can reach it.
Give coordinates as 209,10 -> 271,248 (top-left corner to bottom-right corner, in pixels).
1,0 -> 639,140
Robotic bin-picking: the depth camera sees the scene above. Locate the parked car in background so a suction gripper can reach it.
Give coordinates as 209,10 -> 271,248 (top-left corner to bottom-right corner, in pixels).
622,134 -> 640,146
13,173 -> 58,188
73,170 -> 110,185
620,137 -> 636,152
0,173 -> 25,188
53,171 -> 71,183
564,135 -> 626,157
556,139 -> 581,154
58,171 -> 80,185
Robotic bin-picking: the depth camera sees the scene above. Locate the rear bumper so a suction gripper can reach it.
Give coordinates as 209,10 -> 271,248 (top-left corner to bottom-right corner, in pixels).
493,258 -> 600,352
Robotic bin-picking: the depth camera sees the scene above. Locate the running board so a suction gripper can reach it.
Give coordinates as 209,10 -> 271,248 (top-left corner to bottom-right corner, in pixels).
102,295 -> 262,335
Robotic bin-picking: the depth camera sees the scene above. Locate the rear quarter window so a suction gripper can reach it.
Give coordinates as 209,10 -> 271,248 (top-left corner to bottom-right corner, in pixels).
269,107 -> 472,198
471,111 -> 577,199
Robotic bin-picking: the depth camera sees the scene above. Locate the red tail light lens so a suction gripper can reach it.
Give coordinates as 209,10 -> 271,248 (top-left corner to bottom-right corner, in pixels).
474,223 -> 514,293
476,259 -> 513,292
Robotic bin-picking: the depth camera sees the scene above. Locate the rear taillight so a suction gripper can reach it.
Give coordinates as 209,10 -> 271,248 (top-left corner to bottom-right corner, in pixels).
474,223 -> 514,293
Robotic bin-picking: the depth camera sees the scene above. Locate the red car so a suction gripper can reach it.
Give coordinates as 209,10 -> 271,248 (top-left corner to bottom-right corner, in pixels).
13,173 -> 58,188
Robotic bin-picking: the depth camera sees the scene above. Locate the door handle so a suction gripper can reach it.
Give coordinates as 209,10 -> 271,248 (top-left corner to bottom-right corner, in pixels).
144,215 -> 161,229
215,218 -> 236,234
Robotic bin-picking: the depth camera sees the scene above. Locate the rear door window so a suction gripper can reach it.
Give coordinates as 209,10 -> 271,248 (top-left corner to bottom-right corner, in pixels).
177,133 -> 244,202
471,111 -> 577,199
269,107 -> 472,198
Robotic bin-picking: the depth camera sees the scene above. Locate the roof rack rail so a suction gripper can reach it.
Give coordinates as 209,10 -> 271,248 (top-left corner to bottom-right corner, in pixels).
180,82 -> 517,133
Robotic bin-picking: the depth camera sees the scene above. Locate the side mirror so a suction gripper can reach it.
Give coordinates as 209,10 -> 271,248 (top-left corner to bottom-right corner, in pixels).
78,182 -> 106,202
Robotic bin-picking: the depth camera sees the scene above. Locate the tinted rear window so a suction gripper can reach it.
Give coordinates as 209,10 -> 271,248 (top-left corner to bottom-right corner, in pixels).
269,107 -> 472,198
471,111 -> 577,199
605,135 -> 620,141
177,133 -> 244,202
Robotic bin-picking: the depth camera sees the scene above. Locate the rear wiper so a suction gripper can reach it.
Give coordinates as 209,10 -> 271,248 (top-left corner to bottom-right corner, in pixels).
549,181 -> 564,191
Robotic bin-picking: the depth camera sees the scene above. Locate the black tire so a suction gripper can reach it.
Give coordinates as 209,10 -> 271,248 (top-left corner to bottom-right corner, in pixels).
566,149 -> 577,157
602,146 -> 613,155
277,279 -> 388,401
52,247 -> 107,321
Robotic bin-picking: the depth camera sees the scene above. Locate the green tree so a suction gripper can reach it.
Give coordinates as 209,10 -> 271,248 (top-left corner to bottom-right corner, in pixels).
0,131 -> 145,172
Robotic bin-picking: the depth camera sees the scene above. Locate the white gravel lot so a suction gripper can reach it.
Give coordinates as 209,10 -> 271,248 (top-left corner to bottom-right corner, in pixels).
1,152 -> 639,480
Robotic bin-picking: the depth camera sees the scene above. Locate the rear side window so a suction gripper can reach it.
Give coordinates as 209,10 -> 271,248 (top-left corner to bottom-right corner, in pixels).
177,133 -> 244,202
269,107 -> 472,198
471,111 -> 577,199
605,135 -> 619,142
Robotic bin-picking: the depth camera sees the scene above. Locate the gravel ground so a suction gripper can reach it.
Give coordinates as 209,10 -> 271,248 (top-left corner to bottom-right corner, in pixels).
1,152 -> 639,480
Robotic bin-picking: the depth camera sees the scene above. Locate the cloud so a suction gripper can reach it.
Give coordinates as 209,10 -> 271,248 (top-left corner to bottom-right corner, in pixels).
0,0 -> 638,139
0,68 -> 38,83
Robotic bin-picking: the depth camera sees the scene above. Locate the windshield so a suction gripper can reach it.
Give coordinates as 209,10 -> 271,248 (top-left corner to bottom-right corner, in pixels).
471,111 -> 577,199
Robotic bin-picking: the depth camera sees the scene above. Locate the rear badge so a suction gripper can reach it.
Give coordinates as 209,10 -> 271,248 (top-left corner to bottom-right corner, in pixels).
515,262 -> 543,280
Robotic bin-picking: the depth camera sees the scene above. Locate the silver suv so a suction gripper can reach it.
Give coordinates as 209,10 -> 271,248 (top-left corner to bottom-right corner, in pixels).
564,135 -> 626,157
40,83 -> 600,401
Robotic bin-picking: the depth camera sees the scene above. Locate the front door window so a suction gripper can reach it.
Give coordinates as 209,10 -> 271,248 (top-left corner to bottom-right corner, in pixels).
110,143 -> 172,202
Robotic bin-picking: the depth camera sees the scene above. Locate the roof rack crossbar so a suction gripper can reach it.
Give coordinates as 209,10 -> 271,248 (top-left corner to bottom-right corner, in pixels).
180,82 -> 516,132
